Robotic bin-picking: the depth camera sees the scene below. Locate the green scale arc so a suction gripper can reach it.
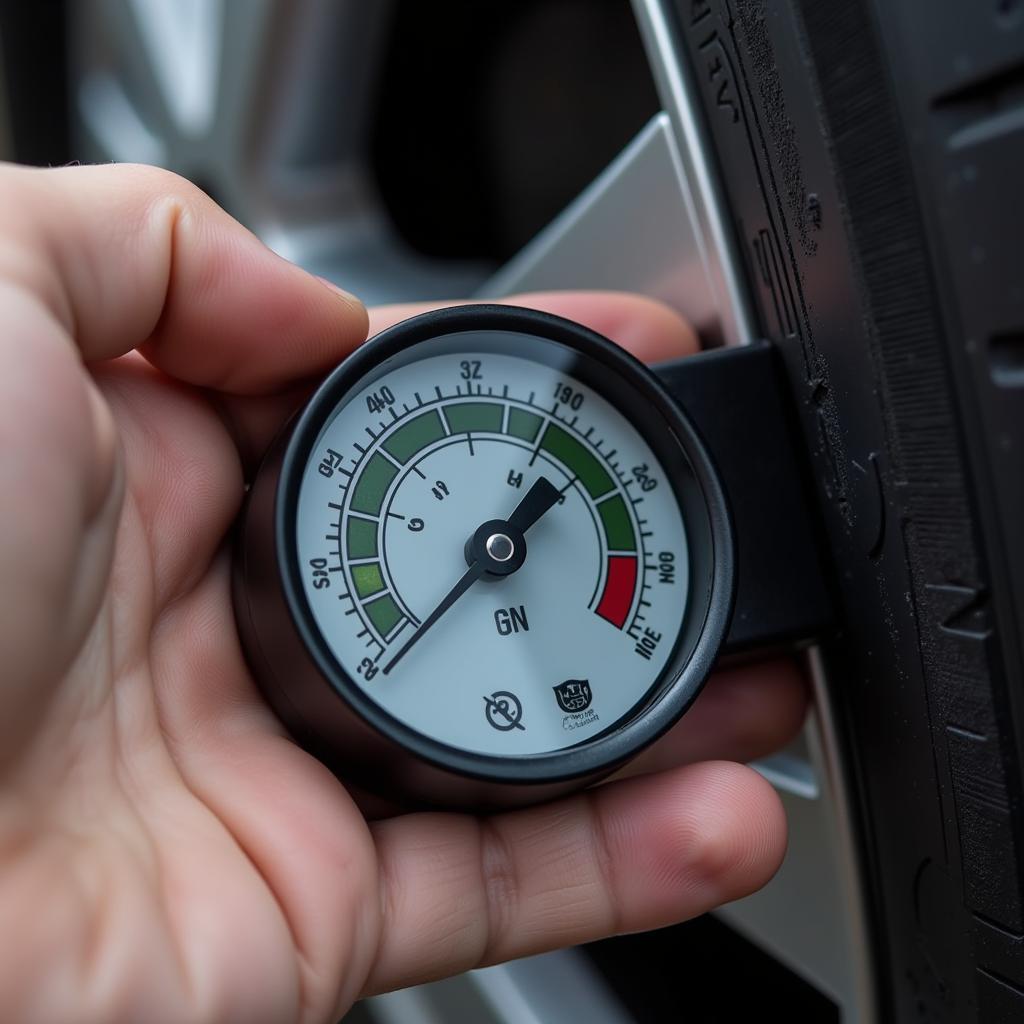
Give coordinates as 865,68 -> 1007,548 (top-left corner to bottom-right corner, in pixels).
341,398 -> 640,641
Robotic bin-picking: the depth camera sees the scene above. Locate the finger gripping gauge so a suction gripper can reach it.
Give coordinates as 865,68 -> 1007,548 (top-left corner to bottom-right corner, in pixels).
233,305 -> 831,810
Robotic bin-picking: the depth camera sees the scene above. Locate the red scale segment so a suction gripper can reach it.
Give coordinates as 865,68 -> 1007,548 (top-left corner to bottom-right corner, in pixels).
595,555 -> 638,629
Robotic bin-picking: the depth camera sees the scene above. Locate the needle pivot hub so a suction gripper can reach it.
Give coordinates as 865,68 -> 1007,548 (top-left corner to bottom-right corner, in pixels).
466,519 -> 527,576
486,533 -> 515,562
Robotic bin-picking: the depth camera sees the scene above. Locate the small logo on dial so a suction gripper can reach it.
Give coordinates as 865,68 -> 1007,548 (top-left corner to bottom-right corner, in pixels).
553,679 -> 593,714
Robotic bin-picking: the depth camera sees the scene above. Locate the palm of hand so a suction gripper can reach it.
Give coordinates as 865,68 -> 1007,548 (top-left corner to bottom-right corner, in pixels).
8,347 -> 381,1021
0,164 -> 802,1024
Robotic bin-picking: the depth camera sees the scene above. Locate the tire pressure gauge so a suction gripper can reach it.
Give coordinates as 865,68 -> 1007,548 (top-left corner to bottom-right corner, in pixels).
234,305 -> 735,809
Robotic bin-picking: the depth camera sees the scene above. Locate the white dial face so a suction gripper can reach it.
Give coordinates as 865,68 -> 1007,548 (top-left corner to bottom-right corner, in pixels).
295,334 -> 690,756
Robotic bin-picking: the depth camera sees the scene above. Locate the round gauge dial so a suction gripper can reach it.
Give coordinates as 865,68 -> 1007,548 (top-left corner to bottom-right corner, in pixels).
235,306 -> 733,808
297,348 -> 688,755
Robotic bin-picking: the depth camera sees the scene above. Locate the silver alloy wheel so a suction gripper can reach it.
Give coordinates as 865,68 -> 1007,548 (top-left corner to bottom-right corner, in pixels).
64,2 -> 872,1020
70,0 -> 490,304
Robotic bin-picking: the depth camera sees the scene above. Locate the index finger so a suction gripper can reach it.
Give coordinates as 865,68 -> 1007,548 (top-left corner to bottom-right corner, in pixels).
221,291 -> 701,466
368,291 -> 700,364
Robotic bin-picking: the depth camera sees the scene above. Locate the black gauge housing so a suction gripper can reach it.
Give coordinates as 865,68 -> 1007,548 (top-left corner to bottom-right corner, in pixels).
233,305 -> 735,810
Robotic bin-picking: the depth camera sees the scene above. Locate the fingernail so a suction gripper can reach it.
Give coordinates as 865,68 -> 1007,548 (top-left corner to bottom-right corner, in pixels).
316,275 -> 364,310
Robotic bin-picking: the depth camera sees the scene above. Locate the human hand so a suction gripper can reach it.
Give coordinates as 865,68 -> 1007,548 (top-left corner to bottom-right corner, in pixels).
0,164 -> 806,1023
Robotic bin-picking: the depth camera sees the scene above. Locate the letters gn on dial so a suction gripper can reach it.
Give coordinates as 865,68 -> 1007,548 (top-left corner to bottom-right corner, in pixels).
296,344 -> 690,756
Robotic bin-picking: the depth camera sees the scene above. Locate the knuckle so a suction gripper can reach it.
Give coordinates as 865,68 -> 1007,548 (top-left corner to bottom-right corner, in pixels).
478,818 -> 518,963
582,792 -> 621,934
119,163 -> 202,201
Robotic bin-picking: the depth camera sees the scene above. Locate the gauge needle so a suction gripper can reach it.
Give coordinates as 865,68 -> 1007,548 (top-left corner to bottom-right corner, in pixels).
381,476 -> 561,675
508,475 -> 561,532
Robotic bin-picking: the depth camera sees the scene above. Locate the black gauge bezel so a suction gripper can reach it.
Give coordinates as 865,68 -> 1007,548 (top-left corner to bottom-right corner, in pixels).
275,305 -> 734,785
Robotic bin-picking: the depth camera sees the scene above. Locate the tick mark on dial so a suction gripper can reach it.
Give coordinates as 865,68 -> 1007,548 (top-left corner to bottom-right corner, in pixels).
528,423 -> 549,467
